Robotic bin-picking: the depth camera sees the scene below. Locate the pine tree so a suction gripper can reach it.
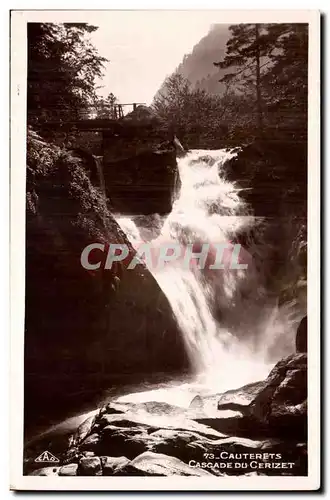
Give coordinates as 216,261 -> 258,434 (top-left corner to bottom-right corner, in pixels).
262,23 -> 308,141
27,23 -> 108,126
95,93 -> 118,119
214,24 -> 272,135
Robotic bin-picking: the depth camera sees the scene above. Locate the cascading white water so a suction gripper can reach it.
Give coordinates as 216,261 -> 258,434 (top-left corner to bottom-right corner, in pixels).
117,149 -> 301,393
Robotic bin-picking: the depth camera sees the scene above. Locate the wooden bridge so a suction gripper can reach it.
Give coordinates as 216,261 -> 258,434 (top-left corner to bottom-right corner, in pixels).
111,102 -> 146,119
85,102 -> 147,120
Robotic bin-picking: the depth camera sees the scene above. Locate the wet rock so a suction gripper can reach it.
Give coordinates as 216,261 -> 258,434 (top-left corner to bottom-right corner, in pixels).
115,451 -> 213,477
78,456 -> 102,476
58,463 -> 78,476
99,402 -> 127,416
80,433 -> 100,451
189,395 -> 204,410
97,411 -> 223,440
251,353 -> 307,438
133,429 -> 198,463
100,425 -> 148,459
78,411 -> 225,464
212,353 -> 307,440
58,353 -> 307,477
73,415 -> 96,444
81,451 -> 96,458
196,413 -> 268,439
30,466 -> 60,476
217,380 -> 267,409
98,414 -> 159,432
129,401 -> 186,416
100,456 -> 130,475
225,139 -> 307,218
101,115 -> 177,216
146,428 -> 220,462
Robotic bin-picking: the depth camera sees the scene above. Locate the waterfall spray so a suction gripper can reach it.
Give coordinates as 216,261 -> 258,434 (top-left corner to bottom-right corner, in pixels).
117,150 -> 299,392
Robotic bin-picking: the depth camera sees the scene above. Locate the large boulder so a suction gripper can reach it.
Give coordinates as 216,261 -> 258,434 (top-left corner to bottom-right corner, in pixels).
215,353 -> 307,439
251,353 -> 307,438
100,456 -> 130,475
77,456 -> 102,476
225,139 -> 307,309
226,139 -> 307,218
114,451 -> 213,476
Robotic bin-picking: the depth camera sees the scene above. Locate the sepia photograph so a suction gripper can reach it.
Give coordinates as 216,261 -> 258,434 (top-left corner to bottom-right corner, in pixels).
10,9 -> 320,491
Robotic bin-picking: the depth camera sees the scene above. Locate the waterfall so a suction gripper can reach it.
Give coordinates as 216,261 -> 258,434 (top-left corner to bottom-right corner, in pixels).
117,149 -> 302,392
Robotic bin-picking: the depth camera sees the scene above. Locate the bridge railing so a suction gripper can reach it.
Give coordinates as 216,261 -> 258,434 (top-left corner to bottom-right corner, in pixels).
81,102 -> 146,120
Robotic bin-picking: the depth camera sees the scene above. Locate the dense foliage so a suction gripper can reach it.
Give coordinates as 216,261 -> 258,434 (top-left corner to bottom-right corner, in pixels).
154,23 -> 308,146
153,74 -> 228,148
27,23 -> 107,126
26,128 -> 119,245
94,92 -> 118,118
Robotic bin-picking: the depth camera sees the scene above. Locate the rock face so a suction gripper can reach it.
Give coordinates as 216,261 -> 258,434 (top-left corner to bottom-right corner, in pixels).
29,353 -> 307,477
226,139 -> 307,312
226,139 -> 307,218
77,456 -> 102,476
59,112 -> 180,215
217,353 -> 307,440
101,112 -> 178,215
251,354 -> 307,437
25,130 -> 189,436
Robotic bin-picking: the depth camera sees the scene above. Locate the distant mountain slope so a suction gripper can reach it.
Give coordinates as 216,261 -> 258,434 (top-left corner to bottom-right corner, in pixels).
155,24 -> 231,98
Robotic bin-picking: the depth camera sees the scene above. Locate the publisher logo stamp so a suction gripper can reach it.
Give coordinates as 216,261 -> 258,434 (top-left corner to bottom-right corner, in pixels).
34,451 -> 60,463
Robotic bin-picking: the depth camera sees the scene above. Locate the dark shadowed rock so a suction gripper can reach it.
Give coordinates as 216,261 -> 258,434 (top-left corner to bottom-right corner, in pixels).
70,415 -> 96,448
78,456 -> 102,476
100,456 -> 130,475
189,395 -> 204,409
208,353 -> 308,440
80,433 -> 100,451
101,115 -> 178,215
251,353 -> 307,438
81,451 -> 96,458
100,425 -> 148,460
296,316 -> 307,353
196,413 -> 268,439
226,139 -> 307,218
92,405 -> 224,439
127,401 -> 187,416
25,131 -> 189,436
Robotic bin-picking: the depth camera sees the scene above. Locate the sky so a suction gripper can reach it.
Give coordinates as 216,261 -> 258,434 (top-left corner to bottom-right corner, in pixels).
88,11 -> 222,105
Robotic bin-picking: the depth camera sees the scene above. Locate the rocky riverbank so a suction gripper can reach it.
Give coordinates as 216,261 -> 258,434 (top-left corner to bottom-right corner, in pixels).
27,352 -> 307,477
